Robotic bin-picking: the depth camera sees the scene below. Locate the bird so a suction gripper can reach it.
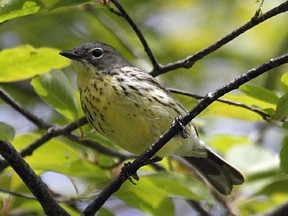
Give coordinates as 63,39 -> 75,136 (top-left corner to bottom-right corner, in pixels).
60,41 -> 244,195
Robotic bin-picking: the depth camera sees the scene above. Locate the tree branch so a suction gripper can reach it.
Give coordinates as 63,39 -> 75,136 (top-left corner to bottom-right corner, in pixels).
110,0 -> 160,71
0,140 -> 69,216
67,133 -> 135,159
0,116 -> 88,172
150,1 -> 288,76
0,88 -> 51,129
0,188 -> 35,200
84,5 -> 146,61
82,54 -> 288,215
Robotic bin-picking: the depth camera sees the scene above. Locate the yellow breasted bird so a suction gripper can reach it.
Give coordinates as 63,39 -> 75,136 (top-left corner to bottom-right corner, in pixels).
60,42 -> 244,195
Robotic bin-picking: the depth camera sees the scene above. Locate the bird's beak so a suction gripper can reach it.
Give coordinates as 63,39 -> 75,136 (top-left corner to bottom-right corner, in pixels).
60,50 -> 82,60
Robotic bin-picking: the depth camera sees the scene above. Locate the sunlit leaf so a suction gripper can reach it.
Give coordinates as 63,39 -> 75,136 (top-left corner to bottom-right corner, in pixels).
0,1 -> 40,23
239,85 -> 279,105
207,134 -> 250,155
0,122 -> 15,141
0,45 -> 70,82
273,93 -> 288,121
203,93 -> 275,121
0,0 -> 89,23
31,70 -> 79,120
11,133 -> 105,178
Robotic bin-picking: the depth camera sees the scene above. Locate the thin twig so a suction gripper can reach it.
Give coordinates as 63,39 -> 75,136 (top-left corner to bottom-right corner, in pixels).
110,0 -> 160,70
0,188 -> 35,200
150,1 -> 288,76
0,141 -> 69,216
0,117 -> 88,172
0,88 -> 51,129
67,133 -> 134,159
84,5 -> 145,60
82,54 -> 288,215
169,88 -> 270,120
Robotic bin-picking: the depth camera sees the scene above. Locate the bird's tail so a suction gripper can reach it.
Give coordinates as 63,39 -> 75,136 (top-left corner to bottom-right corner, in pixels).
183,149 -> 244,195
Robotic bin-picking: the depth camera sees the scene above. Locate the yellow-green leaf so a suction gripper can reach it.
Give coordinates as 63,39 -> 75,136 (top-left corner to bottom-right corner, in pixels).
203,93 -> 275,121
239,84 -> 279,105
0,0 -> 89,23
0,45 -> 70,82
0,1 -> 40,23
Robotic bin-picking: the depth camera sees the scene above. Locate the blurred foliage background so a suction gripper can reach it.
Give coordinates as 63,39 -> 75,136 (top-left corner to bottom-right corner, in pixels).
0,0 -> 288,215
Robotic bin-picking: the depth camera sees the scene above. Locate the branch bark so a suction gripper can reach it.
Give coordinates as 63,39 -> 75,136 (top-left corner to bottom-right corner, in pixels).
0,141 -> 69,216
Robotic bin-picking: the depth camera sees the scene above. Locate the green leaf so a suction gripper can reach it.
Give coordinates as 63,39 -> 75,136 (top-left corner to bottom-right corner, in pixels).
12,133 -> 106,178
241,175 -> 288,197
239,84 -> 279,105
0,1 -> 41,23
0,122 -> 15,141
0,0 -> 89,23
204,93 -> 275,121
116,172 -> 213,214
208,134 -> 250,155
31,70 -> 79,120
280,135 -> 288,174
258,177 -> 288,195
273,93 -> 288,121
0,45 -> 70,82
280,73 -> 288,92
141,172 -> 214,202
98,208 -> 115,216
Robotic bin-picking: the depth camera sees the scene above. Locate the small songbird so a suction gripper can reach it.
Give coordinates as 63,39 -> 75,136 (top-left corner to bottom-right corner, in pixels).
60,42 -> 244,195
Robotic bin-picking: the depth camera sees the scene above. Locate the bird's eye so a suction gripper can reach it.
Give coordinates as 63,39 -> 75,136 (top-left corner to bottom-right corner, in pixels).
92,48 -> 103,58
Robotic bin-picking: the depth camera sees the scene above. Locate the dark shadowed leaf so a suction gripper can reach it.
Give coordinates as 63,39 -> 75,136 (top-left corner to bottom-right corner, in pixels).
280,135 -> 288,174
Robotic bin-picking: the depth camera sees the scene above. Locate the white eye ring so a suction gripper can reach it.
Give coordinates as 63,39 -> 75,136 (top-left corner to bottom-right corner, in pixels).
91,48 -> 103,59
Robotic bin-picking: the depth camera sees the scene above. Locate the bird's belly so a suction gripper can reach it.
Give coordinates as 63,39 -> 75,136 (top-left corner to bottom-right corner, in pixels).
97,97 -> 182,157
80,77 -> 201,158
81,90 -> 188,157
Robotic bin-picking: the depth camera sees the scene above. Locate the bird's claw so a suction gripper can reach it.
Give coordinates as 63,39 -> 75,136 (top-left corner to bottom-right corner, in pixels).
173,116 -> 189,139
122,162 -> 139,185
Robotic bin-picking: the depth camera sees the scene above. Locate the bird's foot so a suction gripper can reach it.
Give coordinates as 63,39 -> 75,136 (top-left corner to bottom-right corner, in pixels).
173,116 -> 189,139
122,162 -> 139,185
